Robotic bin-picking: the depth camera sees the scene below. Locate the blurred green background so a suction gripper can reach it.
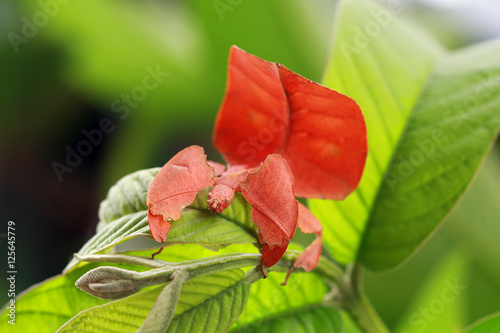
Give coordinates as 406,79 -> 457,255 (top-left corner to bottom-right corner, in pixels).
1,0 -> 499,331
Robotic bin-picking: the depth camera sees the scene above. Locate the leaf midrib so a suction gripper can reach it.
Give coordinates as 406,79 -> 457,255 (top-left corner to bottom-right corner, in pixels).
354,45 -> 445,262
172,274 -> 245,320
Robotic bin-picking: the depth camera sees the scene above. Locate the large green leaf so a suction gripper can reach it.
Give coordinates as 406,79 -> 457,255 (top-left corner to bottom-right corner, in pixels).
57,269 -> 250,333
56,284 -> 166,333
167,269 -> 251,332
464,312 -> 500,333
230,270 -> 341,332
97,168 -> 159,227
1,246 -> 188,332
1,244 -> 258,332
0,263 -> 139,333
341,311 -> 363,333
231,306 -> 340,333
65,180 -> 258,272
310,0 -> 500,270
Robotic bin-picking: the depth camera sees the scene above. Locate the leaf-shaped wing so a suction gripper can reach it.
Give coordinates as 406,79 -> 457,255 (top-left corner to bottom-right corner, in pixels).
213,46 -> 367,200
147,145 -> 216,242
292,203 -> 323,272
278,65 -> 367,199
213,46 -> 289,169
241,154 -> 298,267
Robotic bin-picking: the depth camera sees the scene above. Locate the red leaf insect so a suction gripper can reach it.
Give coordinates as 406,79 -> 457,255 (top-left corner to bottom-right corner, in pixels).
147,46 -> 367,280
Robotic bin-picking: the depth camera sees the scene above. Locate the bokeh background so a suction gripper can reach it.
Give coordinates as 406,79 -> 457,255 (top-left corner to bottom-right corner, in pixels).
1,0 -> 499,330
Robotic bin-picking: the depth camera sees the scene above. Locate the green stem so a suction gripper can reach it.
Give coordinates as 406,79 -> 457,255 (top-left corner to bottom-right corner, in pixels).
346,293 -> 390,333
135,253 -> 262,285
75,253 -> 172,268
77,252 -> 264,299
136,270 -> 190,332
338,264 -> 390,333
243,266 -> 268,284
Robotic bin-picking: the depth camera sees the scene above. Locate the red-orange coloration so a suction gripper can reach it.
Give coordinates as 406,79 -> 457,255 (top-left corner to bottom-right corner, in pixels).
147,149 -> 299,269
207,184 -> 234,214
283,203 -> 323,284
212,47 -> 288,169
241,155 -> 298,267
213,46 -> 367,200
147,146 -> 216,243
146,46 -> 367,275
208,169 -> 249,214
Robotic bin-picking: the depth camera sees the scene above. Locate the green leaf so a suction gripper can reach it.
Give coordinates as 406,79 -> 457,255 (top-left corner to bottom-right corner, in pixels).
231,306 -> 341,333
168,269 -> 251,332
58,269 -> 251,333
4,245 -> 256,332
65,186 -> 258,273
98,168 -> 159,227
1,247 -> 196,332
230,270 -> 341,332
2,247 -> 211,332
464,312 -> 500,333
394,252 -> 468,333
56,284 -> 166,333
341,311 -> 363,333
310,0 -> 500,270
359,42 -> 500,270
310,0 -> 441,266
64,211 -> 150,273
0,264 -> 116,333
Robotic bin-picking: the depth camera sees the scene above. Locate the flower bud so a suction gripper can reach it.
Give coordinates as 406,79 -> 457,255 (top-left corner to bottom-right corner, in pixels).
76,266 -> 144,300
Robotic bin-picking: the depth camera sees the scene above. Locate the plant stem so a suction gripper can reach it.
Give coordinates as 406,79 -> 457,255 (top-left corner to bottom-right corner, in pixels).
338,264 -> 390,333
75,253 -> 172,268
136,270 -> 190,332
76,252 -> 263,300
135,253 -> 262,285
343,291 -> 390,333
